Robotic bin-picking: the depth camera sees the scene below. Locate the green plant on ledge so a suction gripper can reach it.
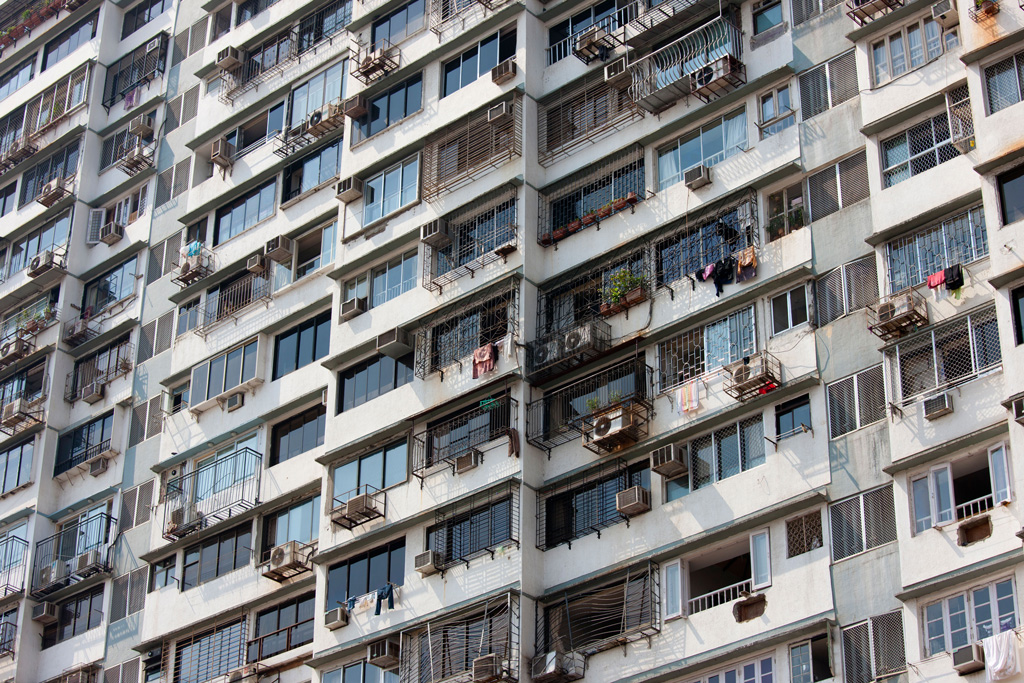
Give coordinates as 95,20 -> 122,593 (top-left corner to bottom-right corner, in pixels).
604,269 -> 646,305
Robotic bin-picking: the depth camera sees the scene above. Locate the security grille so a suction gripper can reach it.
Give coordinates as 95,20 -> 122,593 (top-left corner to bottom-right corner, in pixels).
793,0 -> 844,24
841,611 -> 906,683
884,205 -> 986,293
101,113 -> 156,170
799,51 -> 856,119
657,305 -> 755,392
826,365 -> 885,439
881,112 -> 960,188
688,416 -> 765,490
24,64 -> 90,138
174,619 -> 247,683
109,567 -> 148,622
429,481 -> 520,568
816,256 -> 879,325
221,30 -> 297,102
536,459 -> 635,550
946,84 -> 974,149
786,510 -> 824,557
830,484 -> 896,561
806,151 -> 869,222
411,394 -> 518,481
102,33 -> 169,109
119,480 -> 155,531
983,49 -> 1024,114
188,17 -> 208,56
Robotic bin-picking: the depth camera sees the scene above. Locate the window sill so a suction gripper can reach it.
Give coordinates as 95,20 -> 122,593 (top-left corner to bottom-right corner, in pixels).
272,261 -> 335,297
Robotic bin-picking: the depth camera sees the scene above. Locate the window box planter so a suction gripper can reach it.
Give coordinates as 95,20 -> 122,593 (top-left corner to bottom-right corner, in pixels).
597,205 -> 613,219
613,197 -> 628,212
626,191 -> 639,205
539,232 -> 554,246
553,227 -> 568,241
567,219 -> 582,233
581,213 -> 596,226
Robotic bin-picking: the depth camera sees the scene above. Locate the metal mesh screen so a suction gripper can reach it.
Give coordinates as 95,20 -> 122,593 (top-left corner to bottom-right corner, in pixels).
786,510 -> 823,557
871,611 -> 906,676
946,84 -> 974,146
137,322 -> 156,364
136,481 -> 154,526
165,95 -> 182,133
808,151 -> 868,222
830,52 -> 858,107
172,160 -> 191,198
155,168 -> 173,207
128,567 -> 147,614
829,496 -> 864,561
793,0 -> 844,24
120,659 -> 140,683
129,403 -> 147,448
110,573 -> 130,621
800,52 -> 855,119
146,396 -> 163,440
155,312 -> 173,355
182,85 -> 200,123
817,256 -> 878,325
188,17 -> 208,56
842,622 -> 872,683
884,205 -> 986,293
164,232 -> 182,274
856,365 -> 887,430
863,485 -> 897,549
120,487 -> 138,531
984,53 -> 1023,114
147,242 -> 165,285
807,162 -> 839,221
838,151 -> 869,206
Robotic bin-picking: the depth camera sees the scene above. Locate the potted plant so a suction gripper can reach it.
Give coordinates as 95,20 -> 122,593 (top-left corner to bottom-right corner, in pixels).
602,269 -> 646,316
626,191 -> 640,205
585,397 -> 601,414
23,316 -> 40,334
613,196 -> 628,211
567,219 -> 582,233
975,0 -> 998,14
539,231 -> 554,246
553,226 -> 568,241
43,304 -> 54,321
581,211 -> 596,227
597,202 -> 613,219
608,390 -> 624,406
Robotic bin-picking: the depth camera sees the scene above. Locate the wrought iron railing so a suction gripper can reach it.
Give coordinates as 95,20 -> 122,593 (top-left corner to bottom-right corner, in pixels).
351,38 -> 400,85
221,30 -> 298,103
0,385 -> 48,437
0,622 -> 14,658
526,318 -> 612,384
0,537 -> 28,597
195,272 -> 272,337
411,395 -> 518,481
546,10 -> 636,65
162,448 -> 263,541
172,243 -> 215,288
64,340 -> 134,403
688,577 -> 751,614
31,513 -> 116,598
54,438 -> 114,476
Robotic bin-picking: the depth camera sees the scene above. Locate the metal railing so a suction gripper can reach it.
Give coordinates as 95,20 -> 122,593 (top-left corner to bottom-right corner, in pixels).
31,513 -> 116,598
1,298 -> 58,343
330,484 -> 386,529
101,33 -> 169,109
61,312 -> 100,347
546,10 -> 636,65
0,622 -> 14,658
64,340 -> 135,403
688,578 -> 751,615
411,395 -> 518,481
24,64 -> 90,139
721,350 -> 783,402
195,272 -> 272,337
867,289 -> 928,342
0,385 -> 48,437
162,448 -> 263,541
956,494 -> 994,521
351,38 -> 400,85
172,243 -> 215,288
846,0 -> 903,26
527,318 -> 612,384
115,141 -> 155,176
0,537 -> 28,597
222,30 -> 298,102
54,438 -> 114,476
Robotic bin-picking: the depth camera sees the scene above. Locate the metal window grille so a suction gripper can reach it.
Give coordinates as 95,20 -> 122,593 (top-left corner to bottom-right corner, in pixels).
188,17 -> 208,56
826,365 -> 885,439
182,85 -> 200,123
165,95 -> 183,133
829,484 -> 895,561
411,394 -> 519,481
155,168 -> 173,207
688,416 -> 765,490
841,611 -> 906,683
429,481 -> 520,568
100,116 -> 156,171
536,560 -> 660,656
786,510 -> 824,557
793,0 -> 844,24
422,95 -> 522,202
147,242 -> 165,285
65,338 -> 135,403
172,29 -> 188,67
537,72 -> 643,167
984,51 -> 1024,115
399,591 -> 520,683
120,480 -> 154,531
174,619 -> 247,683
885,305 -> 1000,404
146,395 -> 163,440
138,321 -> 156,364
172,159 -> 191,197
816,256 -> 878,325
163,232 -> 182,274
946,84 -> 974,150
154,312 -> 174,356
221,30 -> 297,101
806,151 -> 868,222
128,403 -> 147,448
195,272 -> 272,337
423,184 -> 519,294
413,277 -> 520,380
799,51 -> 856,120
428,0 -> 509,37
102,33 -> 169,109
881,112 -> 960,188
657,305 -> 755,392
104,658 -> 140,683
110,567 -> 147,621
863,485 -> 897,548
884,205 -> 986,293
23,64 -> 90,139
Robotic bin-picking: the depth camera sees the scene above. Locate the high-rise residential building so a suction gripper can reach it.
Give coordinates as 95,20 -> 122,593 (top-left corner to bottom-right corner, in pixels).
0,0 -> 1021,680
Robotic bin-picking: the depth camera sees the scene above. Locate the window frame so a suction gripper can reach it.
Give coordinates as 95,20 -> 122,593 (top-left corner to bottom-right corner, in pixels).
361,155 -> 420,226
880,111 -> 959,188
922,576 -> 1018,656
870,17 -> 949,87
770,285 -> 809,335
657,107 -> 748,191
759,83 -> 795,138
775,394 -> 811,439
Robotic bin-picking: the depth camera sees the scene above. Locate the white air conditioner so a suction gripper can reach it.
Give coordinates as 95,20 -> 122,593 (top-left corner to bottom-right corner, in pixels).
129,113 -> 154,137
226,665 -> 260,683
575,26 -> 608,56
487,102 -> 511,124
262,540 -> 309,579
931,0 -> 959,26
75,549 -> 103,574
265,235 -> 293,262
81,382 -> 105,404
343,95 -> 368,119
454,450 -> 481,474
531,340 -> 561,368
562,324 -> 593,355
0,338 -> 29,363
684,164 -> 711,189
211,137 -> 234,169
616,485 -> 651,516
604,57 -> 630,87
952,642 -> 985,674
421,218 -> 451,247
146,37 -> 162,53
36,561 -> 67,589
341,297 -> 368,321
1,400 -> 26,427
473,654 -> 503,683
28,250 -> 56,277
923,393 -> 953,420
337,177 -> 364,203
650,443 -> 687,477
367,639 -> 401,669
346,493 -> 375,517
583,405 -> 636,449
100,221 -> 125,245
414,550 -> 442,575
216,47 -> 242,70
531,652 -> 586,683
1012,398 -> 1024,426
491,59 -> 517,85
325,606 -> 349,630
377,328 -> 412,359
246,254 -> 266,274
225,393 -> 244,412
31,602 -> 59,624
90,457 -> 108,476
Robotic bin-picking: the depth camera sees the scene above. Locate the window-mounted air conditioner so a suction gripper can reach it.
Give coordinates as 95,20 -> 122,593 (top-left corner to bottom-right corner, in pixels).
414,550 -> 442,575
337,177 -> 364,203
923,393 -> 953,420
376,328 -> 412,359
684,164 -> 711,190
650,443 -> 687,477
216,47 -> 242,70
487,102 -> 511,124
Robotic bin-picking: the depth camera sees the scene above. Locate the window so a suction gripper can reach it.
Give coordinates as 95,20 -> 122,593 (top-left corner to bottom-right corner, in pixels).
657,306 -> 756,390
41,586 -> 104,648
805,151 -> 870,222
984,50 -> 1024,114
841,611 -> 906,683
998,165 -> 1024,225
540,74 -> 637,157
181,524 -> 252,590
1013,287 -> 1024,346
69,336 -> 133,400
759,83 -> 794,138
924,578 -> 1017,656
792,0 -> 842,23
43,13 -> 98,70
541,462 -> 649,549
1,291 -> 58,341
109,567 -> 148,621
886,206 -> 987,293
775,395 -> 811,438
326,539 -> 405,612
543,152 -> 645,232
5,209 -> 71,277
827,366 -> 886,438
343,250 -> 417,309
189,339 -> 260,404
911,443 -> 1011,534
272,311 -> 330,380
324,662 -> 399,683
271,405 -> 326,465
270,222 -> 336,290
155,159 -> 191,207
178,300 -> 199,336
372,0 -> 424,46
750,529 -> 772,589
338,354 -> 414,413
882,112 -> 960,188
283,141 -> 342,202
754,0 -> 783,33
0,441 -> 32,496
289,61 -> 347,129
771,285 -> 808,334
684,533 -> 769,612
352,74 -> 423,142
332,441 -> 407,503
786,511 -> 823,557
663,559 -> 683,618
150,557 -> 175,591
55,413 -> 114,476
657,108 -> 747,190
248,594 -> 315,662
665,469 -> 690,503
93,185 -> 150,243
816,256 -> 878,325
442,29 -> 516,97
428,497 -> 513,563
871,18 -> 948,86
766,182 -> 804,240
0,607 -> 16,653
262,496 -> 320,556
363,156 -> 419,224
428,293 -> 510,374
122,0 -> 173,38
829,485 -> 897,561
174,620 -> 245,683
225,102 -> 286,158
83,257 -> 138,315
689,417 -> 765,491
190,435 -> 259,507
790,635 -> 833,683
118,480 -> 155,532
653,200 -> 756,286
799,51 -> 856,120
102,34 -> 168,107
296,0 -> 351,51
170,383 -> 190,414
0,58 -> 33,103
547,0 -> 630,63
0,183 -> 14,217
19,140 -> 80,207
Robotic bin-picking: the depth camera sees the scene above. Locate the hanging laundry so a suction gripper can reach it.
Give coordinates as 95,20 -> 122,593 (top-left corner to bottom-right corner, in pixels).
982,630 -> 1020,682
374,584 -> 395,615
353,593 -> 375,614
495,332 -> 514,361
926,270 -> 946,289
944,264 -> 964,290
702,263 -> 716,281
674,384 -> 686,416
712,256 -> 735,296
735,246 -> 758,283
681,380 -> 700,412
472,343 -> 496,379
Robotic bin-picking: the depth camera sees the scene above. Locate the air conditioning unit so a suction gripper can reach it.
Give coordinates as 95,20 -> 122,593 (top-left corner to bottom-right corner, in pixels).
367,639 -> 401,669
684,164 -> 711,189
616,485 -> 651,516
246,254 -> 266,274
337,177 -> 364,203
346,493 -> 374,517
491,59 -> 517,85
650,444 -> 687,477
265,235 -> 293,262
952,642 -> 985,674
421,218 -> 451,248
225,392 -> 244,412
1012,398 -> 1024,426
377,328 -> 412,359
129,113 -> 154,137
575,25 -> 608,56
146,37 -> 162,53
31,602 -> 59,625
226,665 -> 260,683
1,400 -> 26,427
473,654 -> 503,683
583,406 -> 636,449
90,457 -> 108,476
211,137 -> 234,169
487,102 -> 511,124
454,450 -> 481,474
28,250 -> 56,277
262,540 -> 308,578
75,549 -> 103,574
341,297 -> 368,321
0,338 -> 29,363
81,383 -> 105,404
325,606 -> 349,630
216,47 -> 242,70
100,221 -> 125,245
604,57 -> 630,87
562,324 -> 593,355
923,393 -> 953,420
414,550 -> 442,575
931,0 -> 959,26
531,340 -> 561,369
531,651 -> 585,683
343,95 -> 368,119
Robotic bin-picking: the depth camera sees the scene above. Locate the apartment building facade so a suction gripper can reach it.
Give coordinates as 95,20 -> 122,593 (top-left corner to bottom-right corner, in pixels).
0,0 -> 1021,681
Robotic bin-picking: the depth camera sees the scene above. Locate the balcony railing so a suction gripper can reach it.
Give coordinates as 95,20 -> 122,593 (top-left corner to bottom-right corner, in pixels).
351,38 -> 400,85
172,242 -> 215,288
956,494 -> 994,521
526,318 -> 612,384
162,448 -> 264,541
54,438 -> 117,477
115,141 -> 155,176
194,272 -> 272,337
61,313 -> 100,347
546,12 -> 633,65
428,0 -> 511,37
411,395 -> 518,482
330,484 -> 386,529
688,578 -> 751,615
0,537 -> 28,597
846,0 -> 903,25
31,513 -> 116,598
0,622 -> 14,658
721,350 -> 783,402
222,30 -> 298,103
0,386 -> 47,437
867,289 -> 928,341
24,64 -> 90,140
621,0 -> 721,48
0,135 -> 38,174
64,341 -> 135,403
627,17 -> 743,112
3,299 -> 58,343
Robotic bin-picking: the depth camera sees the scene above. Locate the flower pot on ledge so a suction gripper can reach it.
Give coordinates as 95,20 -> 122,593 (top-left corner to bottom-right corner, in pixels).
626,191 -> 639,205
567,220 -> 582,233
600,302 -> 624,317
539,232 -> 553,246
623,287 -> 646,307
581,213 -> 596,227
553,227 -> 568,241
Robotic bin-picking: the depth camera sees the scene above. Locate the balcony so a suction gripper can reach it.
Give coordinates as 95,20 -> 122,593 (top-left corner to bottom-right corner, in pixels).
221,30 -> 298,104
846,0 -> 903,25
867,289 -> 928,341
330,484 -> 386,529
162,448 -> 264,542
526,355 -> 654,454
428,0 -> 511,37
622,0 -> 721,49
548,10 -> 637,64
0,536 -> 28,597
24,64 -> 90,140
0,622 -> 13,659
411,394 -> 518,483
54,437 -> 118,478
275,98 -> 345,158
0,0 -> 67,50
6,298 -> 59,342
63,341 -> 134,403
425,481 -> 520,571
172,243 -> 216,288
627,17 -> 744,113
194,272 -> 272,338
351,38 -> 400,85
527,319 -> 612,384
721,350 -> 782,402
115,141 -> 156,176
0,387 -> 47,438
31,513 -> 116,599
